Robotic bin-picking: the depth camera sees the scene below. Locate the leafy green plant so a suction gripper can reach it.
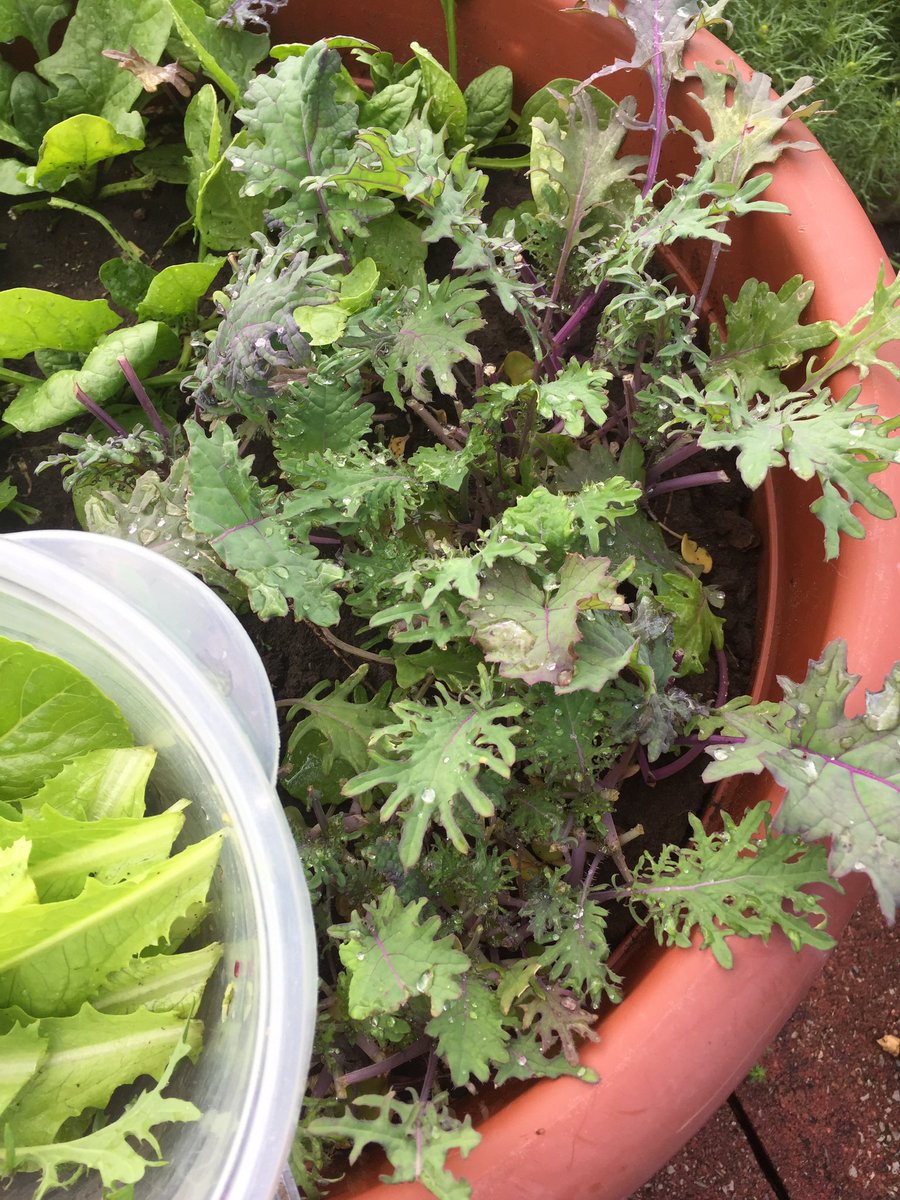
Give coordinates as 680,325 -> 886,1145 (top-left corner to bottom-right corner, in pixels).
726,0 -> 900,219
0,635 -> 223,1197
1,0 -> 899,1196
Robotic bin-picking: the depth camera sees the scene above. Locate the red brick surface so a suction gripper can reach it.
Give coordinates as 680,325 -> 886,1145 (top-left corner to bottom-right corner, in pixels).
633,1104 -> 778,1198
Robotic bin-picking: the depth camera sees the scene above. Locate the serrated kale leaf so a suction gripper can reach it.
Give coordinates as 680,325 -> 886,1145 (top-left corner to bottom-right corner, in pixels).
185,420 -> 345,622
807,266 -> 900,387
425,975 -> 511,1087
344,684 -> 522,868
705,275 -> 837,399
464,555 -> 628,688
682,65 -> 821,186
273,377 -> 373,461
329,887 -> 469,1019
574,0 -> 729,82
188,232 -> 341,414
690,385 -> 898,559
230,40 -> 391,237
625,805 -> 838,968
356,275 -> 486,406
307,1089 -> 479,1200
702,642 -> 900,921
286,668 -> 392,777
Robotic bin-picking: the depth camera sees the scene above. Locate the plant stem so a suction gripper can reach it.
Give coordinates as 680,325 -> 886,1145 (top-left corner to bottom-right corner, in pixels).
314,625 -> 395,667
439,0 -> 458,80
143,370 -> 190,387
644,469 -> 728,499
642,0 -> 669,198
715,647 -> 729,708
336,1035 -> 431,1089
644,437 -> 702,487
406,396 -> 464,449
0,366 -> 37,386
117,356 -> 170,450
43,197 -> 144,261
97,174 -> 157,199
551,285 -> 607,353
74,385 -> 128,436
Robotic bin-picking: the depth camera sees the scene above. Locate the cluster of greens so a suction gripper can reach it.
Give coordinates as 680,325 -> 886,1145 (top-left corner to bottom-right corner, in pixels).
726,0 -> 900,221
0,636 -> 223,1198
2,0 -> 900,1196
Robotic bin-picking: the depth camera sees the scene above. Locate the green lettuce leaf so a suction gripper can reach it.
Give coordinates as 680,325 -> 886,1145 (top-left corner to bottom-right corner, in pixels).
0,832 -> 223,1017
0,840 -> 38,911
91,944 -> 222,1017
0,638 -> 131,804
0,1031 -> 200,1197
1,1003 -> 202,1147
0,1018 -> 47,1116
20,746 -> 156,820
0,801 -> 189,902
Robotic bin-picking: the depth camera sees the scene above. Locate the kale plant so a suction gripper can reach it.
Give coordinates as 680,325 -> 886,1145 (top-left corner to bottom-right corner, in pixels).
3,0 -> 899,1196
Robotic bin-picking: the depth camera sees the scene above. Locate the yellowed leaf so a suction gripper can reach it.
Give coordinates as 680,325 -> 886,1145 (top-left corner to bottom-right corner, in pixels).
681,533 -> 713,574
389,434 -> 409,458
877,1033 -> 900,1057
502,350 -> 534,385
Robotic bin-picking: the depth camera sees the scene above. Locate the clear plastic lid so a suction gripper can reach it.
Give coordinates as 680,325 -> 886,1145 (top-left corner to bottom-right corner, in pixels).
0,533 -> 316,1200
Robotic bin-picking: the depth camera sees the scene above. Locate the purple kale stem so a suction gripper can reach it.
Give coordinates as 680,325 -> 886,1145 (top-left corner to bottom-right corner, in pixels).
336,1035 -> 431,1090
644,437 -> 703,487
642,0 -> 669,198
692,235 -> 725,323
637,741 -> 653,784
566,831 -> 588,887
74,385 -> 128,437
715,647 -> 729,708
692,129 -> 747,319
644,469 -> 729,499
580,851 -> 604,904
796,747 -> 900,794
551,284 -> 607,354
210,515 -> 268,543
648,742 -> 707,782
117,356 -> 170,449
309,534 -> 342,546
600,810 -> 633,883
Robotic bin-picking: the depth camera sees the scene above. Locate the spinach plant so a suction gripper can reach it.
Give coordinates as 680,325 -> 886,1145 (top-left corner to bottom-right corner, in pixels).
0,635 -> 223,1197
1,0 -> 898,1195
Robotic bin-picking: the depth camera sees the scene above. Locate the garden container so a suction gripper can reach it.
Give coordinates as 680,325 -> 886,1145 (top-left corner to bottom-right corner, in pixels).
0,530 -> 317,1200
265,2 -> 900,1197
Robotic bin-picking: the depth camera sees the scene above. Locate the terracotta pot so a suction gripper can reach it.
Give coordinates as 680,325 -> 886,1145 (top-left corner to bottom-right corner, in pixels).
267,3 -> 900,1197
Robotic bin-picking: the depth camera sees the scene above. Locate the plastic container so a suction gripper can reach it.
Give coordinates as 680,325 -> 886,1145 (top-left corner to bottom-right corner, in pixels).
0,530 -> 316,1200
